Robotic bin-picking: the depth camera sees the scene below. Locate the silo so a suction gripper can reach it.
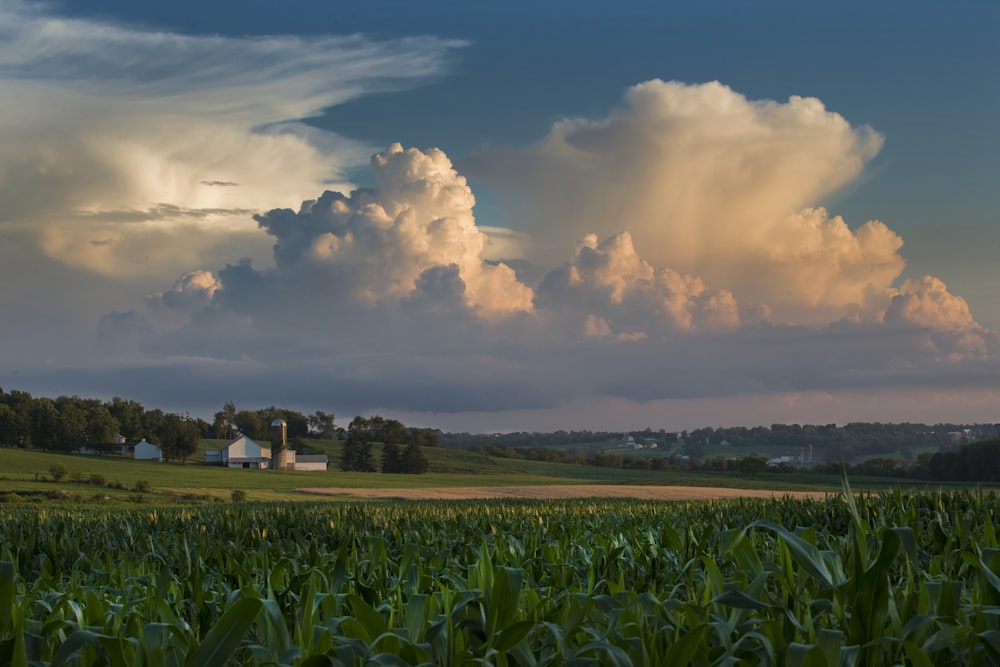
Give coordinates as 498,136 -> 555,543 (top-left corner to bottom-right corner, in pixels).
270,418 -> 288,470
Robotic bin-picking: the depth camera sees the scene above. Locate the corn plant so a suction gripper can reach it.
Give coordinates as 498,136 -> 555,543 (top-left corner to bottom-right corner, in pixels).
3,487 -> 1000,665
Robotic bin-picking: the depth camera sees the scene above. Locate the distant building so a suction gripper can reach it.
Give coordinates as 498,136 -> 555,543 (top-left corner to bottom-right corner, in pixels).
210,435 -> 272,469
767,455 -> 796,467
133,439 -> 163,462
291,454 -> 329,471
206,434 -> 328,471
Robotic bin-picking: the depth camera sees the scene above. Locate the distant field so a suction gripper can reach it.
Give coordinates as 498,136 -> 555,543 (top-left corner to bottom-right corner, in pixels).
0,445 -> 976,505
0,445 -> 837,503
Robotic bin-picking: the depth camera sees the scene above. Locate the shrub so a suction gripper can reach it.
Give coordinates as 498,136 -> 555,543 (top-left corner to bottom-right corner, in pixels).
89,474 -> 107,487
231,489 -> 248,503
49,464 -> 68,482
134,480 -> 151,493
1,492 -> 24,504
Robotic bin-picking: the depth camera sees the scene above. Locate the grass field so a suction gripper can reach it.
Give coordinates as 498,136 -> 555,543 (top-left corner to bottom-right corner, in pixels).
1,443 -> 983,507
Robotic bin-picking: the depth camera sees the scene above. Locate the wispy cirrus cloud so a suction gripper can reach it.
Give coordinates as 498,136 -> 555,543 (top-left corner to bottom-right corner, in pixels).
0,0 -> 464,281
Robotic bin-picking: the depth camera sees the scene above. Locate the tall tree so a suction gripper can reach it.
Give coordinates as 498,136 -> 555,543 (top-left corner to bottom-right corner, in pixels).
213,401 -> 238,440
308,410 -> 337,439
56,403 -> 88,452
0,404 -> 18,446
160,416 -> 201,464
380,418 -> 407,445
381,442 -> 402,473
234,410 -> 265,440
341,416 -> 375,472
107,397 -> 144,440
87,406 -> 120,453
30,398 -> 59,451
141,409 -> 167,444
401,441 -> 429,474
5,390 -> 33,447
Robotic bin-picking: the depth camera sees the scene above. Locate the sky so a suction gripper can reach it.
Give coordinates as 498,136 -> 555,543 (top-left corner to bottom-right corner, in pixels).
1,0 -> 998,433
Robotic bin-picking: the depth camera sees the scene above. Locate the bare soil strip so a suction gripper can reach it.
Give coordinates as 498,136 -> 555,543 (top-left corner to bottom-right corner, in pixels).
297,485 -> 830,501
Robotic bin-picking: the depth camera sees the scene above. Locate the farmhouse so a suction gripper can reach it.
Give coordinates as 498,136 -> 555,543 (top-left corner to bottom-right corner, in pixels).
206,434 -> 328,471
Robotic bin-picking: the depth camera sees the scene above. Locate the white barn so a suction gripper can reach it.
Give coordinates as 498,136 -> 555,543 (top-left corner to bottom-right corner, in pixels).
206,434 -> 329,471
133,439 -> 163,462
209,435 -> 273,469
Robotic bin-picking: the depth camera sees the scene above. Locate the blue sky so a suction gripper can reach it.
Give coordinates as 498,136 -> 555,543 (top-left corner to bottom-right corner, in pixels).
0,0 -> 997,431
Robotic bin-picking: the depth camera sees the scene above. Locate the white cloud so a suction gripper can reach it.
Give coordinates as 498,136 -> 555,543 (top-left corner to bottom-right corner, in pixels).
884,276 -> 992,359
0,37 -> 990,432
466,80 -> 901,322
887,275 -> 978,331
254,143 -> 534,319
122,139 -> 996,426
535,231 -> 741,338
0,1 -> 463,282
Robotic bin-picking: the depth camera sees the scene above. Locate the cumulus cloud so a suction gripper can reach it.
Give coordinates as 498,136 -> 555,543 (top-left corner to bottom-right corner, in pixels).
127,136 -> 993,421
0,60 -> 944,432
535,231 -> 741,339
253,143 -> 534,319
155,270 -> 222,311
0,1 -> 463,282
0,0 -> 991,433
884,276 -> 992,358
465,79 -> 906,322
118,132 -> 998,427
886,276 -> 978,331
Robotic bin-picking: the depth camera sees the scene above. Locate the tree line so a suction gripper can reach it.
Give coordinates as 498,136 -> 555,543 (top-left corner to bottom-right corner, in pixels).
0,389 -> 342,465
0,389 -> 206,462
210,402 -> 338,441
339,415 -> 437,474
452,422 -> 999,462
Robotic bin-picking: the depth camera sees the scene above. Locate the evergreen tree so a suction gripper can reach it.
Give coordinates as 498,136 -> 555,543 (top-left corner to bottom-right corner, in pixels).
341,417 -> 375,472
381,441 -> 402,473
402,441 -> 429,474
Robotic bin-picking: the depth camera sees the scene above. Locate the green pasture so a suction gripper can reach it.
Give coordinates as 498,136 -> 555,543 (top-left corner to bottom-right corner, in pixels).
0,448 -> 575,503
2,444 -> 968,507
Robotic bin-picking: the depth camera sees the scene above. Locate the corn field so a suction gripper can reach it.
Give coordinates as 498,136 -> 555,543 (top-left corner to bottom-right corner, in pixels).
2,485 -> 1000,666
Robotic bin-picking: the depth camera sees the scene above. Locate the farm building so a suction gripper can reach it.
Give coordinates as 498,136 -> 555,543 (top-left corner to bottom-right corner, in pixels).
206,434 -> 328,471
291,454 -> 329,471
133,439 -> 163,462
208,435 -> 272,469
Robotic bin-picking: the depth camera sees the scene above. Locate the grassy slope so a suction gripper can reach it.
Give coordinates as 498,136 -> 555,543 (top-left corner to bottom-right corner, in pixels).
2,443 -> 969,504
